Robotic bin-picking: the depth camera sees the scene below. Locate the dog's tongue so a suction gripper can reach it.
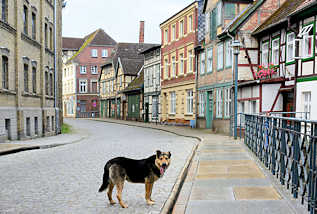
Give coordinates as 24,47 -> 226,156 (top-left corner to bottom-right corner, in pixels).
160,167 -> 165,175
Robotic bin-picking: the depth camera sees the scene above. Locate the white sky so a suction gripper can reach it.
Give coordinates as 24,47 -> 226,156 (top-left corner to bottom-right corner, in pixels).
62,0 -> 195,44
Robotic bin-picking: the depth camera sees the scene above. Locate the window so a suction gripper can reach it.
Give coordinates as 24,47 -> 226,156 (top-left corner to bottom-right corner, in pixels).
80,66 -> 86,74
172,56 -> 176,77
302,24 -> 314,59
250,100 -> 257,114
45,71 -> 48,95
23,5 -> 28,34
149,67 -> 153,87
216,88 -> 223,118
46,116 -> 50,131
225,40 -> 232,67
156,65 -> 160,86
164,59 -> 169,79
286,32 -> 295,63
34,117 -> 38,135
26,117 -> 30,136
91,49 -> 98,57
303,92 -> 311,119
102,82 -> 106,94
224,88 -> 231,118
32,67 -> 36,93
205,12 -> 210,33
49,27 -> 53,49
91,81 -> 97,93
217,43 -> 224,70
200,52 -> 205,74
189,15 -> 193,32
2,56 -> 8,89
210,10 -> 216,40
2,0 -> 8,22
164,29 -> 168,44
199,92 -> 206,117
120,76 -> 122,87
102,49 -> 108,58
207,47 -> 212,73
179,53 -> 184,74
271,38 -> 280,65
49,73 -> 53,96
31,12 -> 36,40
24,64 -> 28,92
152,96 -> 159,118
44,23 -> 48,47
180,20 -> 184,37
170,92 -> 176,114
186,90 -> 193,114
216,2 -> 222,26
91,65 -> 98,74
188,50 -> 194,73
79,80 -> 87,93
261,42 -> 269,67
51,116 -> 54,131
224,3 -> 235,19
80,100 -> 86,112
172,25 -> 176,40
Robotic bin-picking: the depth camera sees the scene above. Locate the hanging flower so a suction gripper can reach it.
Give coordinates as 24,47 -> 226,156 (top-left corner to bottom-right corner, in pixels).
256,63 -> 277,80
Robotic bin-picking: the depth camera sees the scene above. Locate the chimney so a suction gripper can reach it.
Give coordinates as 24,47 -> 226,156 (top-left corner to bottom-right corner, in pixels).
139,21 -> 144,43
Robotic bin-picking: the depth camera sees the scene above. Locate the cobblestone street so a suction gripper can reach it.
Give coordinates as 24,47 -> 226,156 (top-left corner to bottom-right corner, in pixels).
0,119 -> 197,214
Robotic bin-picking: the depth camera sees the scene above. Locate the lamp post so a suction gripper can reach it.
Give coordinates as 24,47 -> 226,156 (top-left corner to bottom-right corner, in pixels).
231,40 -> 241,140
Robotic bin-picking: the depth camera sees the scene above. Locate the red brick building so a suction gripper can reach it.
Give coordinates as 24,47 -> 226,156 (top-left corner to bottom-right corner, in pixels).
62,29 -> 116,118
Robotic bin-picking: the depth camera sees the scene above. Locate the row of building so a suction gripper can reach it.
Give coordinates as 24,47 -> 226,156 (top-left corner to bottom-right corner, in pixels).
62,0 -> 317,135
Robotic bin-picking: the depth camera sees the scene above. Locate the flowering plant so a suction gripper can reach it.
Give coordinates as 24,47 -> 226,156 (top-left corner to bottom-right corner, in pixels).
256,63 -> 277,79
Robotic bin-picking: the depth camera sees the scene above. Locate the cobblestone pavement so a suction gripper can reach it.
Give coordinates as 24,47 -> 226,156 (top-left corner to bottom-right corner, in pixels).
0,119 -> 197,214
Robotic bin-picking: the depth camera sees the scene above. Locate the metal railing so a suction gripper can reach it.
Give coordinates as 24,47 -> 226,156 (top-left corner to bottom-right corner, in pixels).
77,111 -> 100,118
243,113 -> 317,213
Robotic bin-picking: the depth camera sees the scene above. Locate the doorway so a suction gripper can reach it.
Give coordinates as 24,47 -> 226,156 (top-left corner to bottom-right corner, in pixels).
206,90 -> 213,129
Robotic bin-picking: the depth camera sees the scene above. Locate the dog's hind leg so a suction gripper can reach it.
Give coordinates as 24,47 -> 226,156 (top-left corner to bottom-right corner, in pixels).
107,182 -> 116,205
116,180 -> 128,208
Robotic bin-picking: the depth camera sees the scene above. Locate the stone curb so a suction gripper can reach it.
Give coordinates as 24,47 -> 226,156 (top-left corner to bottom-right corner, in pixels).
0,134 -> 88,157
91,118 -> 202,214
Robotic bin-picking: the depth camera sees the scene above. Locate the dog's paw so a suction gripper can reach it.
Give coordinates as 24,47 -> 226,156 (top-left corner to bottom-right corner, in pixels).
147,200 -> 155,205
150,199 -> 155,202
120,203 -> 128,208
109,200 -> 116,205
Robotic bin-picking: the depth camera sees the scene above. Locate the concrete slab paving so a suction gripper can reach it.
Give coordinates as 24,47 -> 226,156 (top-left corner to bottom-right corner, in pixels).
234,186 -> 281,200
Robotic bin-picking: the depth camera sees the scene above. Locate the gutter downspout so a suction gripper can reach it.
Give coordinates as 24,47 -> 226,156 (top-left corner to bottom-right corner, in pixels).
54,0 -> 60,134
227,31 -> 235,137
194,46 -> 200,129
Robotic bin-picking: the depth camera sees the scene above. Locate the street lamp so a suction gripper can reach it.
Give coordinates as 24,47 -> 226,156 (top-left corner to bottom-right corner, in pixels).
231,40 -> 241,140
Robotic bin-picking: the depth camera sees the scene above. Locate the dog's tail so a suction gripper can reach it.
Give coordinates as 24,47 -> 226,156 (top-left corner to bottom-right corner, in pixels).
98,164 -> 110,192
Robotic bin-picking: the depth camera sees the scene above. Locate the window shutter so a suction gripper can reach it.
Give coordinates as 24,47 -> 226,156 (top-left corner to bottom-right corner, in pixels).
209,11 -> 212,40
224,3 -> 235,18
211,10 -> 217,40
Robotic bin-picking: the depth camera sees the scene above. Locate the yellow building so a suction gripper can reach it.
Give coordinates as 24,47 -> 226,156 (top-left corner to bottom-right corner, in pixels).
160,1 -> 200,125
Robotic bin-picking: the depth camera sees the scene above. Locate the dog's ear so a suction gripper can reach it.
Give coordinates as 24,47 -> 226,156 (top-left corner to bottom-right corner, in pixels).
156,150 -> 162,158
167,151 -> 171,158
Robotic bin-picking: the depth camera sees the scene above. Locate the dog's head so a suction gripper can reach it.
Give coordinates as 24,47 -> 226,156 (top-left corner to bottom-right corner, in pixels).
155,150 -> 171,177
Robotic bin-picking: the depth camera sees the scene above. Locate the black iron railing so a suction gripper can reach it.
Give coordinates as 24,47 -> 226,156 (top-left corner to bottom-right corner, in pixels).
244,114 -> 317,213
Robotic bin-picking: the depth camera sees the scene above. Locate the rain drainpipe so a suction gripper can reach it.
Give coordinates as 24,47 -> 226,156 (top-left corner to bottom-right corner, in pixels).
227,31 -> 235,137
54,0 -> 60,134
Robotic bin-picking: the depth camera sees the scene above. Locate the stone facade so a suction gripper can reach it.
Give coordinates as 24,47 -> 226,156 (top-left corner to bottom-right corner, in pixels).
0,0 -> 63,142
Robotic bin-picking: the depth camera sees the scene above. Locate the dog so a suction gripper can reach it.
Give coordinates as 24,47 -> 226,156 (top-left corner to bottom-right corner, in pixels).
98,150 -> 171,208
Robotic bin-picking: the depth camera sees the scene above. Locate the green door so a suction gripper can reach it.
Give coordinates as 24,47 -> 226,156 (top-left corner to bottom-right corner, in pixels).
206,90 -> 213,129
104,101 -> 108,117
111,100 -> 115,118
117,99 -> 121,119
128,94 -> 140,120
100,101 -> 104,118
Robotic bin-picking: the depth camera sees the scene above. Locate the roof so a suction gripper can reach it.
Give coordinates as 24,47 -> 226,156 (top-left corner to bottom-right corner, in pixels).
113,43 -> 158,76
123,68 -> 144,93
62,37 -> 84,50
252,0 -> 306,36
160,1 -> 197,26
289,0 -> 317,17
139,44 -> 161,54
65,29 -> 117,64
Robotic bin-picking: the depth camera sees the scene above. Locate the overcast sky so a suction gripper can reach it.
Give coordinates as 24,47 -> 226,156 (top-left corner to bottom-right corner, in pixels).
62,0 -> 195,44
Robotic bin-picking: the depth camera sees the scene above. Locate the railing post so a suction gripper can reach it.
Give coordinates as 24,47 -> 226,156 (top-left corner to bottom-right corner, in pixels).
271,118 -> 277,175
310,123 -> 317,214
280,119 -> 287,185
292,120 -> 300,198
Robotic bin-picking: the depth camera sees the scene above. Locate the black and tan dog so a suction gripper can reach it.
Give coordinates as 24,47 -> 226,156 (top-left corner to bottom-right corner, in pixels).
98,150 -> 171,208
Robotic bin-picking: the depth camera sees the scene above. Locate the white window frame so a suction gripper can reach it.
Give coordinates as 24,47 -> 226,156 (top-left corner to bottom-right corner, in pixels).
217,43 -> 224,70
224,88 -> 231,118
91,65 -> 98,74
164,59 -> 169,79
207,47 -> 213,73
165,29 -> 168,44
216,88 -> 223,118
261,41 -> 269,67
271,37 -> 280,66
172,56 -> 176,77
186,90 -> 193,114
172,25 -> 176,41
301,24 -> 314,59
199,92 -> 205,117
189,15 -> 193,32
79,80 -> 87,93
188,50 -> 194,73
180,53 -> 184,74
91,49 -> 98,57
170,92 -> 176,114
155,65 -> 160,86
80,66 -> 86,74
200,52 -> 205,74
286,32 -> 295,63
102,49 -> 108,58
303,91 -> 311,119
225,40 -> 232,68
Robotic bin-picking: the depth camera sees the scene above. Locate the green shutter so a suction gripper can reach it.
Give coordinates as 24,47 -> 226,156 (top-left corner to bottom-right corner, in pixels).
209,11 -> 212,40
211,10 -> 216,40
224,3 -> 235,18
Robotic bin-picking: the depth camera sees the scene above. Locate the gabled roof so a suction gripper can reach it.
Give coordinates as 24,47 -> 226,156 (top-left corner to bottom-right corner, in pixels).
252,0 -> 306,36
123,68 -> 144,93
160,1 -> 197,26
113,43 -> 158,76
65,29 -> 117,64
62,37 -> 84,50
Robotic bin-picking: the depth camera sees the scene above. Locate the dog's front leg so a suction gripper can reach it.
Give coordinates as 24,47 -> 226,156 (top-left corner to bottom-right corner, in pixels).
149,182 -> 155,203
145,182 -> 154,205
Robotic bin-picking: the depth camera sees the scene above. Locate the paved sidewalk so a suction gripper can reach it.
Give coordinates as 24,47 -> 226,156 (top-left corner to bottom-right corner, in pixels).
0,120 -> 89,156
92,118 -> 306,214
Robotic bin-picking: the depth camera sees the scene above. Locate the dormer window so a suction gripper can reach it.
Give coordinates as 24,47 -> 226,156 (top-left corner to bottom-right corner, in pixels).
91,49 -> 98,57
300,24 -> 314,59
